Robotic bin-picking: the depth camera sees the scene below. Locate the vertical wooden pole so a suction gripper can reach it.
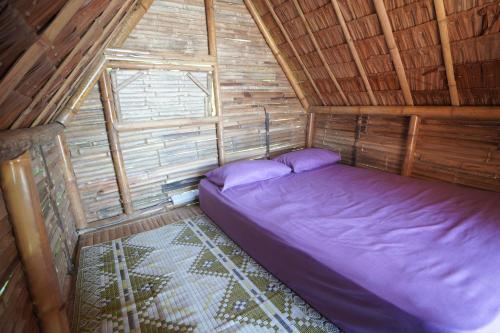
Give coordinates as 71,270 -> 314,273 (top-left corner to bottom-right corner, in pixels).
0,151 -> 70,333
434,0 -> 460,106
205,0 -> 225,165
99,71 -> 134,215
56,133 -> 88,229
306,112 -> 316,148
402,115 -> 420,176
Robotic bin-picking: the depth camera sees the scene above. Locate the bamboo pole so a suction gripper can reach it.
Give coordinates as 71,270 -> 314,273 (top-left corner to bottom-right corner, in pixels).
434,0 -> 460,106
263,0 -> 327,105
402,115 -> 420,176
373,0 -> 414,106
291,0 -> 349,105
306,112 -> 316,148
111,0 -> 156,47
115,117 -> 220,132
99,71 -> 134,215
205,0 -> 225,166
56,134 -> 88,229
244,0 -> 309,110
330,0 -> 378,105
310,105 -> 500,120
0,151 -> 70,333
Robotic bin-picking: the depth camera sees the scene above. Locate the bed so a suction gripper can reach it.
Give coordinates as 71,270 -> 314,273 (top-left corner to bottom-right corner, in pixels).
199,163 -> 500,333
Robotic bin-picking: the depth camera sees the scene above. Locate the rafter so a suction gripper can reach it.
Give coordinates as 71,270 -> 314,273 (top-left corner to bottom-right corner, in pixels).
434,0 -> 460,106
263,0 -> 327,105
330,0 -> 377,105
373,0 -> 414,106
244,0 -> 309,110
291,0 -> 349,105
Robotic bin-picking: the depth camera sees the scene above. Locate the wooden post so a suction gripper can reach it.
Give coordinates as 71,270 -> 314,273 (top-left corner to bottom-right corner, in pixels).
434,0 -> 460,106
205,0 -> 225,166
56,134 -> 88,229
330,0 -> 378,105
306,112 -> 316,148
373,0 -> 414,106
291,0 -> 349,105
99,71 -> 134,215
244,0 -> 309,110
0,151 -> 70,333
402,115 -> 420,176
264,0 -> 327,105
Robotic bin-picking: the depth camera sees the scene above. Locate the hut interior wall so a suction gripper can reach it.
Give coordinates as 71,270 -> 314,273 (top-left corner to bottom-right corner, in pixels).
63,0 -> 306,227
0,188 -> 40,333
29,141 -> 78,297
313,113 -> 500,192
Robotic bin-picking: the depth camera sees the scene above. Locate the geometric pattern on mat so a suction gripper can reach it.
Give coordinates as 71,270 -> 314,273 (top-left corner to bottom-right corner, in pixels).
73,215 -> 342,332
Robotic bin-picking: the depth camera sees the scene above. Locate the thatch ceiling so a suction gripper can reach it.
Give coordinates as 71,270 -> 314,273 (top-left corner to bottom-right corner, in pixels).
0,0 -> 498,130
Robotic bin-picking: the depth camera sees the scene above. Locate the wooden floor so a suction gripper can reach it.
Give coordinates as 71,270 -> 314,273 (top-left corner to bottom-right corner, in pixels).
78,204 -> 204,247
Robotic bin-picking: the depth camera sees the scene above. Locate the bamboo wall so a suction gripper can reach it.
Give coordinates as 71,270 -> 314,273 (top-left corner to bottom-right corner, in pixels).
0,189 -> 40,333
313,114 -> 500,191
64,85 -> 123,223
29,141 -> 78,294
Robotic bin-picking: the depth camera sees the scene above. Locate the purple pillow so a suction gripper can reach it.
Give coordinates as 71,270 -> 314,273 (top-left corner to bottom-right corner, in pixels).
273,148 -> 341,173
205,160 -> 291,191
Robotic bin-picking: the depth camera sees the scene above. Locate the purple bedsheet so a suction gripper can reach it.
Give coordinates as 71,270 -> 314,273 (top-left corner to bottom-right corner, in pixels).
199,164 -> 500,333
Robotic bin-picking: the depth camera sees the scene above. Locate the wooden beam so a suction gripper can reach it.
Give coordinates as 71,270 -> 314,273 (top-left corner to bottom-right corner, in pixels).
0,151 -> 70,333
306,112 -> 316,148
0,0 -> 87,108
402,115 -> 420,176
244,0 -> 309,110
115,117 -> 220,132
205,0 -> 226,166
99,71 -> 134,215
55,134 -> 88,229
111,0 -> 156,47
264,0 -> 327,105
434,0 -> 460,106
310,106 -> 500,120
291,0 -> 349,105
330,0 -> 377,105
0,123 -> 64,161
373,0 -> 414,106
26,0 -> 138,128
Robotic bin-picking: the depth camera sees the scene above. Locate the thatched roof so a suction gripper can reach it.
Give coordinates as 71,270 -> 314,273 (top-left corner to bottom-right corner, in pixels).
0,0 -> 499,130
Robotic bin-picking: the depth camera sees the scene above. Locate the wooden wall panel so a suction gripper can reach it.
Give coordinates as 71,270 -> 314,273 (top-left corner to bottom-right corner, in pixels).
29,141 -> 78,294
412,119 -> 500,191
65,85 -> 123,223
216,0 -> 307,161
0,189 -> 39,333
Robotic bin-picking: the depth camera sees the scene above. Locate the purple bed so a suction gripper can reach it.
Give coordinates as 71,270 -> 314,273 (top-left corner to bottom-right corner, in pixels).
199,163 -> 500,333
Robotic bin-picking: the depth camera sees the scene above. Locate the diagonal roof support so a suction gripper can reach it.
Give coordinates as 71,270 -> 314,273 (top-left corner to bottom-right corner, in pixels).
330,0 -> 378,105
291,0 -> 349,105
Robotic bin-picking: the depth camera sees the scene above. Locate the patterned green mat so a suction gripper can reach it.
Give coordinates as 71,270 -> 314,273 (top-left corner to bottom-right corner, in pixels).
73,215 -> 342,332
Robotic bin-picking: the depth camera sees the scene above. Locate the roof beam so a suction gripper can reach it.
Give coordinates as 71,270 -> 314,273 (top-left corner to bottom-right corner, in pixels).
244,0 -> 309,109
0,0 -> 87,108
373,0 -> 414,106
310,106 -> 500,120
291,0 -> 349,105
263,0 -> 327,105
330,0 -> 377,105
434,0 -> 460,106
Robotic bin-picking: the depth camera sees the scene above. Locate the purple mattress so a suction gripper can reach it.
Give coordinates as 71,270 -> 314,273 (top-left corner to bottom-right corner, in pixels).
199,164 -> 500,333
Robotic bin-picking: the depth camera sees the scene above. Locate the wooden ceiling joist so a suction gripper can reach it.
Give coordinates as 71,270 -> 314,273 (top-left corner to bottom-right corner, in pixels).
0,0 -> 87,109
244,0 -> 310,110
330,0 -> 377,106
434,0 -> 460,106
263,0 -> 327,106
373,0 -> 413,106
291,0 -> 349,105
9,0 -> 137,129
